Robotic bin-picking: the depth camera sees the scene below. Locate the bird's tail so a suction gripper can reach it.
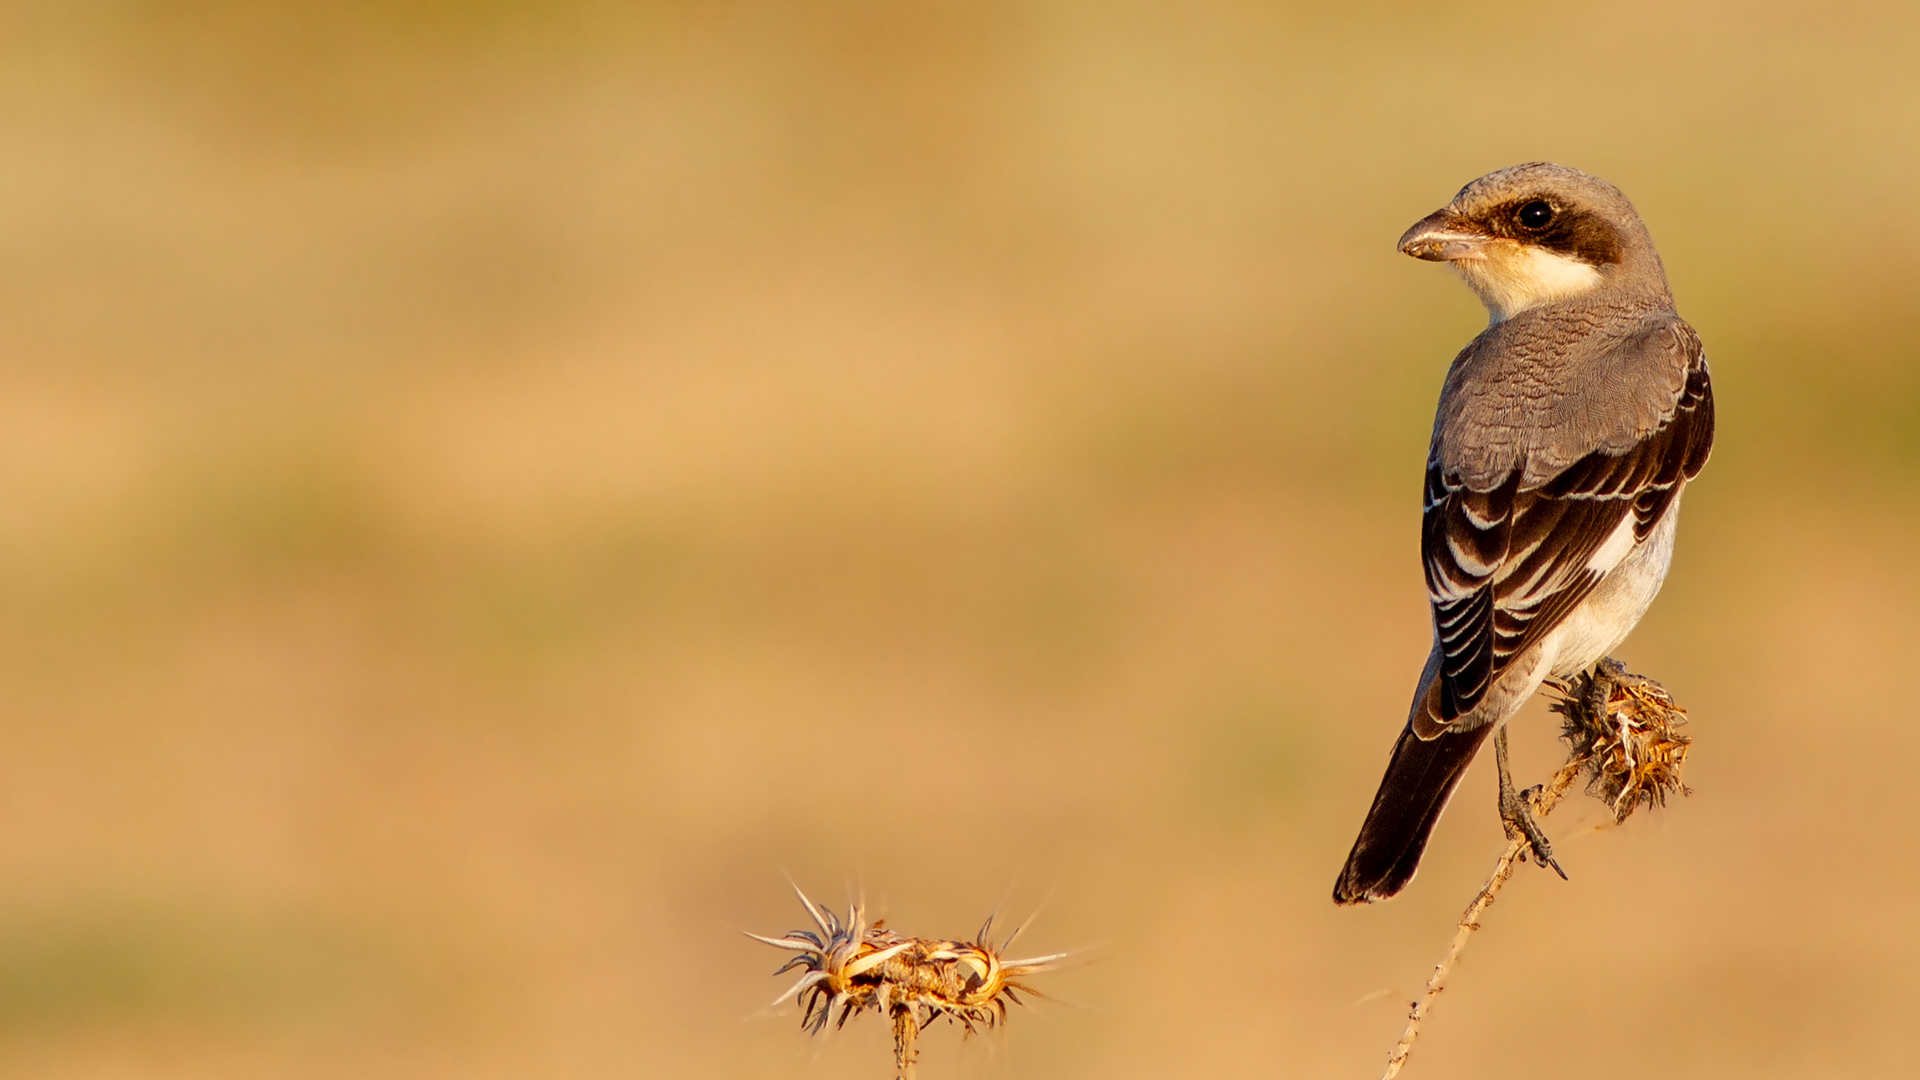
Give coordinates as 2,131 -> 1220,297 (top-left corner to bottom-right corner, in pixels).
1332,722 -> 1492,905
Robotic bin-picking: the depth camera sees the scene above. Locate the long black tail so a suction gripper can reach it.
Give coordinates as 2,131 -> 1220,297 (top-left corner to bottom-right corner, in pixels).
1332,722 -> 1492,904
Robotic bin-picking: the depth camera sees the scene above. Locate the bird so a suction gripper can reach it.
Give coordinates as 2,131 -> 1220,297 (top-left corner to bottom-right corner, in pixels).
1332,163 -> 1714,905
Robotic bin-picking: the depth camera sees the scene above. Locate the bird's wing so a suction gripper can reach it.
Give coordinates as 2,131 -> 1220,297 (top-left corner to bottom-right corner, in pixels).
1418,326 -> 1714,732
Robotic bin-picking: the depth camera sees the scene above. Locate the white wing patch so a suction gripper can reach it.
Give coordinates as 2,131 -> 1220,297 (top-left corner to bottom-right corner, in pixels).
1585,513 -> 1639,574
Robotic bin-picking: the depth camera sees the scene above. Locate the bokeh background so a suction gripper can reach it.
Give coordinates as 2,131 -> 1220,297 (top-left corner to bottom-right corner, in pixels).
2,1 -> 1916,1077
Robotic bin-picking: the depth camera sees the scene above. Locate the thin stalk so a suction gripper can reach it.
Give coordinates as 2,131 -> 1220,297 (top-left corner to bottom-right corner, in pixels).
1379,757 -> 1585,1080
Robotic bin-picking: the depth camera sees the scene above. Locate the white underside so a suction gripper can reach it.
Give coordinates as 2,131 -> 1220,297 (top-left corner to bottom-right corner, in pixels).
1544,502 -> 1678,678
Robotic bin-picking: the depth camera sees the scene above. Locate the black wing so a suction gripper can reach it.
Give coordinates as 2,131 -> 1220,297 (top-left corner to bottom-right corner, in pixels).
1420,341 -> 1714,729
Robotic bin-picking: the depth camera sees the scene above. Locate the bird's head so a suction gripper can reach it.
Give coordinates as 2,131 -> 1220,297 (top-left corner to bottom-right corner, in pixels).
1396,162 -> 1668,322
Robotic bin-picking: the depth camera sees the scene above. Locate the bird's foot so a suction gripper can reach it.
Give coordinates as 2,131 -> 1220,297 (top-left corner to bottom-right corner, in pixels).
1583,657 -> 1654,721
1494,723 -> 1568,880
1500,781 -> 1567,880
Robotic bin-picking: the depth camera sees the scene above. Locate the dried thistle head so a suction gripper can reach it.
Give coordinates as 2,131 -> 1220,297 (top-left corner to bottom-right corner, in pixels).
748,884 -> 1064,1044
1550,663 -> 1691,822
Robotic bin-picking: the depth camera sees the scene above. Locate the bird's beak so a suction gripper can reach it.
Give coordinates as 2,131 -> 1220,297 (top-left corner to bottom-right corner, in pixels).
1397,210 -> 1489,262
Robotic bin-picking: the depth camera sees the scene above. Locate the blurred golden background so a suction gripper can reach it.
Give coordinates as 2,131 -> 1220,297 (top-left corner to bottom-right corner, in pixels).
1,1 -> 1916,1076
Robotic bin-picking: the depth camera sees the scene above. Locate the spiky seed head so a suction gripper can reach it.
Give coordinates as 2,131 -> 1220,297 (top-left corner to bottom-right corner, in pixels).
749,887 -> 1064,1042
1550,666 -> 1691,821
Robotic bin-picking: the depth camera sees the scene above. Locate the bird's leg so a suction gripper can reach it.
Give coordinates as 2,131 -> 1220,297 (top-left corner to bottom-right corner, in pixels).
1496,725 -> 1567,880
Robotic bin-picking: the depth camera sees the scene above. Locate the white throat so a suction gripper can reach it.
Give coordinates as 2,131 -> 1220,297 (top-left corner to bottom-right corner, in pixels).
1452,241 -> 1604,323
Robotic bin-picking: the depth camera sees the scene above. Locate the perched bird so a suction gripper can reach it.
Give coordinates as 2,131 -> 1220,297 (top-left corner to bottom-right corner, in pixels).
1332,163 -> 1714,905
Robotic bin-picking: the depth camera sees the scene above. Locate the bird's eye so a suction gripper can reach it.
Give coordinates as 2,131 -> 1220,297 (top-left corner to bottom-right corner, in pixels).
1517,201 -> 1554,229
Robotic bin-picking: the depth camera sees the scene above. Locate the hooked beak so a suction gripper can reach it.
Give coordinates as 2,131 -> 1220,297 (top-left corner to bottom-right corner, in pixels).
1397,210 -> 1489,262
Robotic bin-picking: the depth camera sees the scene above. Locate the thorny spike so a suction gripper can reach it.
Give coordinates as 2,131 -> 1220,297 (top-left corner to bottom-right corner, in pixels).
999,884 -> 1055,954
997,918 -> 1028,954
744,931 -> 821,952
762,970 -> 828,1016
1003,952 -> 1070,972
771,955 -> 812,977
790,880 -> 833,938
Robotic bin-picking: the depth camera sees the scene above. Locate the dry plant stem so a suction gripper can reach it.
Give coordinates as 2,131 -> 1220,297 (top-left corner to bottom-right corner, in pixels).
1378,757 -> 1584,1080
891,1005 -> 917,1080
